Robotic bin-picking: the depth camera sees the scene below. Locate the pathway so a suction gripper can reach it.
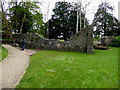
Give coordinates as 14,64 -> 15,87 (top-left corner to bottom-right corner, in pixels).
0,44 -> 36,89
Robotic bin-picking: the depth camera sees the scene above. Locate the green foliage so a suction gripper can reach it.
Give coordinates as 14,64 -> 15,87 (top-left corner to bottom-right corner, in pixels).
32,13 -> 45,36
9,2 -> 44,34
10,4 -> 33,33
111,36 -> 120,47
2,38 -> 12,41
93,2 -> 120,36
47,1 -> 88,40
93,36 -> 100,40
0,46 -> 8,61
2,8 -> 13,38
16,47 -> 118,88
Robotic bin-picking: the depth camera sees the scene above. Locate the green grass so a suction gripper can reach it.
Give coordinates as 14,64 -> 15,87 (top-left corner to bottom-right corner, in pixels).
0,38 -> 12,41
59,39 -> 65,42
0,46 -> 8,61
16,47 -> 119,88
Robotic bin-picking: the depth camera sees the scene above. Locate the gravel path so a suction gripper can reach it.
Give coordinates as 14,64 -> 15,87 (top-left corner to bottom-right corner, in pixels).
0,44 -> 36,89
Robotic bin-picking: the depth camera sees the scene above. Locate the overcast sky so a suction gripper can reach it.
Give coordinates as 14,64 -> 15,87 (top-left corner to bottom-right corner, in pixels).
2,0 -> 119,23
39,0 -> 119,24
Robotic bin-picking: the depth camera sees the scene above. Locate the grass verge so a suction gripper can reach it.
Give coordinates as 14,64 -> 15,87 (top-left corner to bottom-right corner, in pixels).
16,47 -> 118,88
0,46 -> 8,61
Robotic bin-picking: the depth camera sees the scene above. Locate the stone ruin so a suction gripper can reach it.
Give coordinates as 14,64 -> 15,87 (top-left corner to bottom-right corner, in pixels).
101,36 -> 115,46
12,25 -> 94,53
93,36 -> 115,50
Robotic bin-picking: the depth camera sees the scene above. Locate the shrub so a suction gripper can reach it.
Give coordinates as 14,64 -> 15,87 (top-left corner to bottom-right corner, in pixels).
93,36 -> 100,40
111,36 -> 120,47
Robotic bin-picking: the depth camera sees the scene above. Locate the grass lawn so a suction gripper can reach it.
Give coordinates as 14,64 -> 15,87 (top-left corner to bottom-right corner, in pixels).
0,46 -> 8,61
16,47 -> 119,88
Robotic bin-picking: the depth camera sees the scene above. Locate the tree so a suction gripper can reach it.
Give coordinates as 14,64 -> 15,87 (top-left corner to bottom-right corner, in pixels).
32,11 -> 45,35
10,5 -> 33,33
76,0 -> 93,33
47,1 -> 88,40
9,1 -> 44,34
1,2 -> 13,38
93,2 -> 120,37
45,1 -> 51,38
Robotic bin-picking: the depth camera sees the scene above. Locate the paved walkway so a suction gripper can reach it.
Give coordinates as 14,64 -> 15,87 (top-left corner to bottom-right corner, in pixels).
0,44 -> 36,89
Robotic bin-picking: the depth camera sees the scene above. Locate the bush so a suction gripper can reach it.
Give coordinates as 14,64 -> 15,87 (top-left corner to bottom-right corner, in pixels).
111,36 -> 120,47
93,36 -> 100,40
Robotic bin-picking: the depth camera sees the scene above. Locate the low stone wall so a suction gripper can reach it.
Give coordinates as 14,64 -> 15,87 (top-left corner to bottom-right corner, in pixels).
1,40 -> 13,44
12,25 -> 94,53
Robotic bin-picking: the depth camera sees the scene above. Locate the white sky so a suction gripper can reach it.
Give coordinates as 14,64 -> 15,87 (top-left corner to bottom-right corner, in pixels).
118,1 -> 120,21
39,0 -> 119,24
2,0 -> 119,23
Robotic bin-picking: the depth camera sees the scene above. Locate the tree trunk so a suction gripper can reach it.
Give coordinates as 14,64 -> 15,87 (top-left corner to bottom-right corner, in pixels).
84,13 -> 86,28
15,0 -> 18,33
84,16 -> 85,27
20,13 -> 26,34
79,2 -> 82,31
46,2 -> 50,38
1,2 -> 4,14
83,7 -> 86,28
76,4 -> 79,33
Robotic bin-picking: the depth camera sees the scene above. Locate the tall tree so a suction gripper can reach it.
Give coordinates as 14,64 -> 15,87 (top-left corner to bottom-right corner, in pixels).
47,1 -> 88,40
1,2 -> 13,38
76,0 -> 93,33
32,11 -> 45,35
10,4 -> 33,33
9,1 -> 44,34
93,2 -> 120,37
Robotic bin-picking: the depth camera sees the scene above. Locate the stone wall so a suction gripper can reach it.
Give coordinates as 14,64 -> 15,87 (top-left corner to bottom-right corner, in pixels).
12,25 -> 94,53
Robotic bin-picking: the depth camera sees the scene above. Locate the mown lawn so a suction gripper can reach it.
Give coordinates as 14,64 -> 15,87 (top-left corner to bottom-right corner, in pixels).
0,46 -> 8,61
16,47 -> 119,88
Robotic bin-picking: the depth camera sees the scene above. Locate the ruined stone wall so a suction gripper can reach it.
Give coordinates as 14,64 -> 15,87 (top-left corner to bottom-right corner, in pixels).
69,25 -> 93,53
101,36 -> 115,46
12,25 -> 94,53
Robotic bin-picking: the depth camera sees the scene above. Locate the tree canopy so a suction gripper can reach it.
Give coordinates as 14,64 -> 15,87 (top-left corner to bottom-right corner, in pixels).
1,2 -> 13,38
10,4 -> 33,33
1,1 -> 44,38
46,1 -> 89,40
9,2 -> 44,34
93,2 -> 120,37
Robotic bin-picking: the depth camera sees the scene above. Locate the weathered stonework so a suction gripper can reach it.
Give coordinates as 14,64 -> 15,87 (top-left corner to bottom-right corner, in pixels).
12,25 -> 94,53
